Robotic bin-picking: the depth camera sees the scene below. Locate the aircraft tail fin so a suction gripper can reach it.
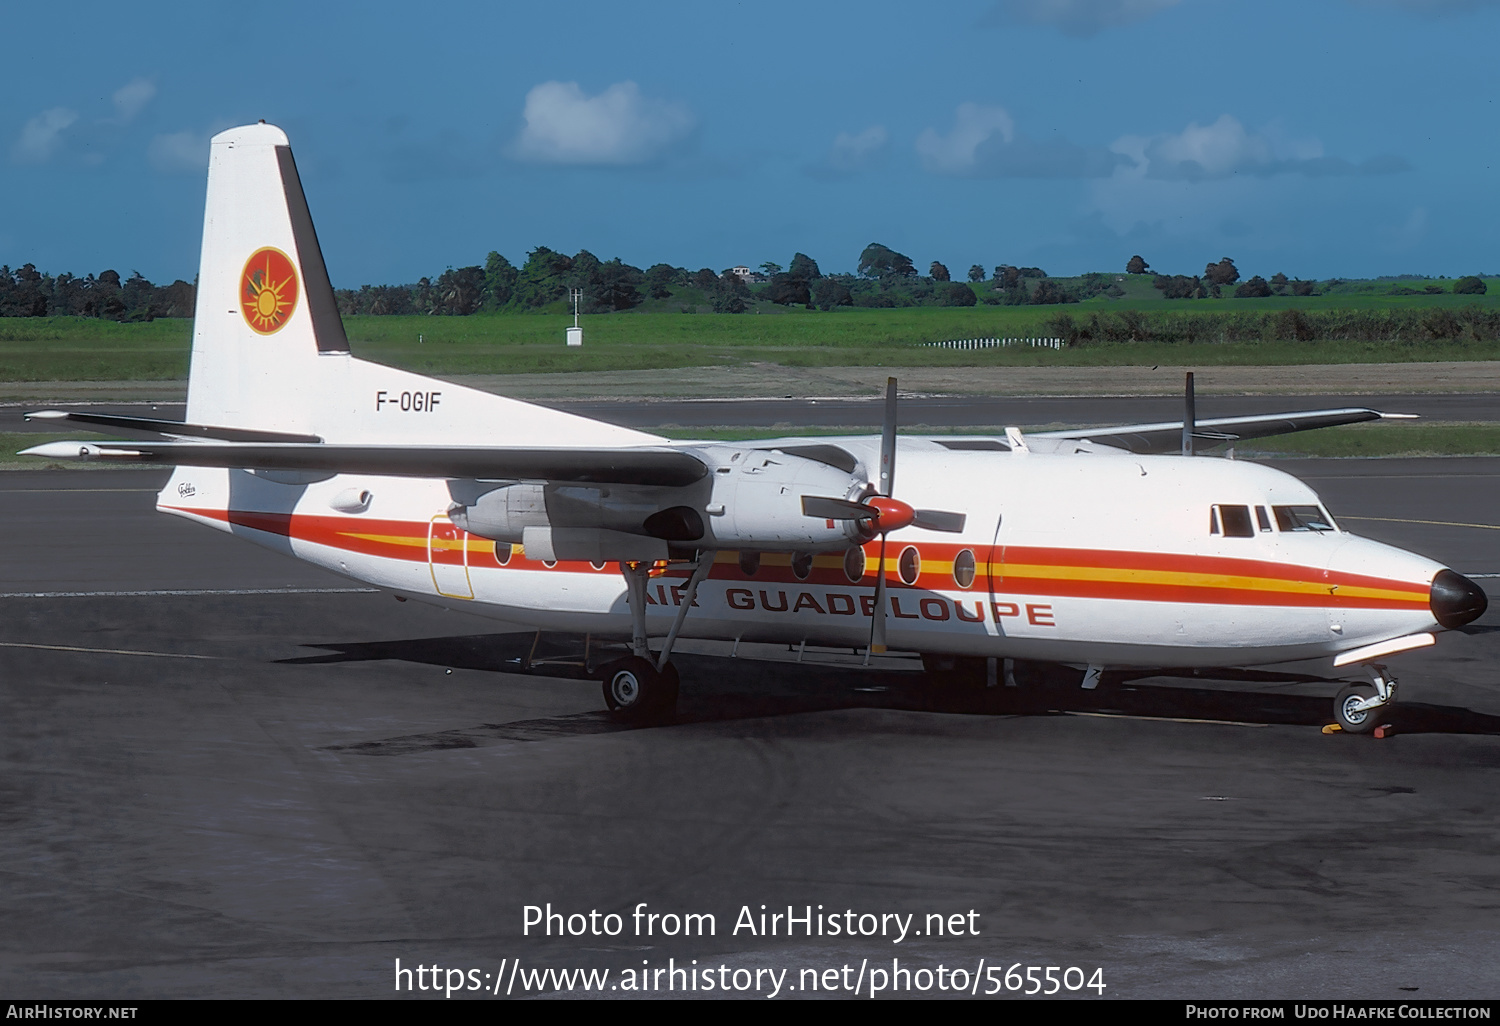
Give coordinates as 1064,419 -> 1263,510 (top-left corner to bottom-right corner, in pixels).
185,123 -> 347,429
181,123 -> 661,449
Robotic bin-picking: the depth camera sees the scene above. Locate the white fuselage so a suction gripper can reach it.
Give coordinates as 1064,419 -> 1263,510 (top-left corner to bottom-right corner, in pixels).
157,439 -> 1445,669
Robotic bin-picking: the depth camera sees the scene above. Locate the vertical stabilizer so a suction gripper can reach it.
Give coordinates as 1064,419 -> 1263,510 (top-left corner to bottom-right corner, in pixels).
179,123 -> 665,450
185,124 -> 348,431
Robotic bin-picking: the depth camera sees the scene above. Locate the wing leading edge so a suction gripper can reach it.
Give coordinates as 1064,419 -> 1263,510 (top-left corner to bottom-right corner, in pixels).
19,439 -> 708,487
1033,408 -> 1412,455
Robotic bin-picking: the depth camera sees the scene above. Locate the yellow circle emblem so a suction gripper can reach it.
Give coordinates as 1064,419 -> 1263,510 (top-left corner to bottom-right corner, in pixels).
240,247 -> 299,334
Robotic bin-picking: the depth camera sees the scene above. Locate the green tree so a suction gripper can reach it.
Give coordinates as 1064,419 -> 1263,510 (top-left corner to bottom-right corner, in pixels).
1030,279 -> 1075,305
1153,274 -> 1205,299
511,247 -> 573,309
1234,275 -> 1272,299
857,243 -> 914,278
435,266 -> 486,315
967,264 -> 985,283
764,274 -> 811,306
643,263 -> 677,299
929,261 -> 950,282
1126,255 -> 1149,274
1204,257 -> 1240,286
593,259 -> 644,311
709,270 -> 749,313
1454,276 -> 1488,295
937,282 -> 977,307
482,251 -> 518,309
811,277 -> 852,311
788,252 -> 822,281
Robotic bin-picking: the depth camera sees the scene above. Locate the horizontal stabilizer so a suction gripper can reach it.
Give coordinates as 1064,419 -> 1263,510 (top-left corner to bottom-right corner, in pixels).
1036,408 -> 1402,454
19,440 -> 708,487
25,410 -> 321,444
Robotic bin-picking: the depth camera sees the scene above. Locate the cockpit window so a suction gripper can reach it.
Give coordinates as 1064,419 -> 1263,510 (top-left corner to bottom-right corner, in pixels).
1213,504 -> 1255,538
1274,505 -> 1337,533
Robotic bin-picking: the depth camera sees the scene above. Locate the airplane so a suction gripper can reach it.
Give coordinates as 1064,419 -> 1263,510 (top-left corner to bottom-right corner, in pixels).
22,122 -> 1489,733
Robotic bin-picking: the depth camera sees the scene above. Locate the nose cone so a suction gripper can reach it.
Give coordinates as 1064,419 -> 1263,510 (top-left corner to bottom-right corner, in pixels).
1431,569 -> 1489,629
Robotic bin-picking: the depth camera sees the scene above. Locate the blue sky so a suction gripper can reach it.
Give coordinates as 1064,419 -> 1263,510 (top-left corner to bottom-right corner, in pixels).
3,0 -> 1496,287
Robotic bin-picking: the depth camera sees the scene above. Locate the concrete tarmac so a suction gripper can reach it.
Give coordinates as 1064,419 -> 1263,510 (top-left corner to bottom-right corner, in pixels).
2,461 -> 1499,999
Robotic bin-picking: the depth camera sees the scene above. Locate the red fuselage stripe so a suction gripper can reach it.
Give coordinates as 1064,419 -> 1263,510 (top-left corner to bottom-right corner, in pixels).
162,506 -> 1431,610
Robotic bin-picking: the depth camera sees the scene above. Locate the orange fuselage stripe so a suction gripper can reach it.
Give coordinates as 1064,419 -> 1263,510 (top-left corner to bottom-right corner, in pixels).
162,506 -> 1431,610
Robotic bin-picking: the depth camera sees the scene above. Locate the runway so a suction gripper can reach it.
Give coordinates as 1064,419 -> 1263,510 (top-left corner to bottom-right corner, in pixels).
2,460 -> 1500,999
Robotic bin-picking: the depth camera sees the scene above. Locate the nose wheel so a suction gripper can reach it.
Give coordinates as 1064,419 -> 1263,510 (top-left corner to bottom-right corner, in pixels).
1332,664 -> 1396,734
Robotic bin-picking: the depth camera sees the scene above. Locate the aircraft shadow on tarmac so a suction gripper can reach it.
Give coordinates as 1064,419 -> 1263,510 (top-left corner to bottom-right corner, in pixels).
286,632 -> 1500,756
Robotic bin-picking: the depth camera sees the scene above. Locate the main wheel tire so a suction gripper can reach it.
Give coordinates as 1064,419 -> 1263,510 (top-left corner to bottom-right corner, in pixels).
1334,683 -> 1381,734
601,656 -> 678,722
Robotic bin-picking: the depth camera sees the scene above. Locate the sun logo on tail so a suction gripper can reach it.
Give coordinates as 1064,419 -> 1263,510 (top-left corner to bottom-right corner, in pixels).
240,247 -> 299,334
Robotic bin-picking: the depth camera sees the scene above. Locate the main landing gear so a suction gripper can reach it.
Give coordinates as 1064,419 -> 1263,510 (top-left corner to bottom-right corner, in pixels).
599,554 -> 715,722
1333,663 -> 1397,734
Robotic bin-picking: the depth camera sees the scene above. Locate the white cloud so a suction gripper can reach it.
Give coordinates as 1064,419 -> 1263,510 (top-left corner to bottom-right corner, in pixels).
917,103 -> 1123,178
148,130 -> 210,173
915,103 -> 1014,175
827,126 -> 889,172
112,78 -> 156,122
510,80 -> 695,165
989,0 -> 1183,37
12,108 -> 78,164
1143,114 -> 1273,179
807,125 -> 889,179
1124,114 -> 1410,180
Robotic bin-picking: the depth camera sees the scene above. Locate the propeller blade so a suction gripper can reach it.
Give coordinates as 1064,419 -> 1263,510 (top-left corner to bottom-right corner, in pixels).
911,509 -> 967,533
801,495 -> 877,521
878,376 -> 897,496
868,534 -> 889,658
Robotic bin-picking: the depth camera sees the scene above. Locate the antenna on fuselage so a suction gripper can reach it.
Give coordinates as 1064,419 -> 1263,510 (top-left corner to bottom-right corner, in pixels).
1182,371 -> 1196,457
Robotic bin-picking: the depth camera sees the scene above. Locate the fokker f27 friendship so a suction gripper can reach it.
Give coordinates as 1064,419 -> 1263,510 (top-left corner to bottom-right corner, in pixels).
24,123 -> 1489,731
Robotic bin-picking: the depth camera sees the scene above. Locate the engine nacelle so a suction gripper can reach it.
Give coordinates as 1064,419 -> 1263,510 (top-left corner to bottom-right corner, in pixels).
445,444 -> 870,557
447,482 -> 548,542
697,446 -> 867,552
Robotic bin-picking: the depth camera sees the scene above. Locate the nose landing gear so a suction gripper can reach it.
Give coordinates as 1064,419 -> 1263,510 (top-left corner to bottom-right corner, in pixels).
1333,663 -> 1397,734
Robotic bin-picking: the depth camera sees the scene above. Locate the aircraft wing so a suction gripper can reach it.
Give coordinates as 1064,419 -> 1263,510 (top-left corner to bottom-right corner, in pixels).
24,409 -> 323,443
19,439 -> 708,487
1031,407 -> 1411,455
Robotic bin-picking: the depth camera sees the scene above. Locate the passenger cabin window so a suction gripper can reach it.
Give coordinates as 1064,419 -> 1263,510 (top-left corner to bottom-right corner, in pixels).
1274,505 -> 1336,533
1256,506 -> 1272,532
1211,504 -> 1255,538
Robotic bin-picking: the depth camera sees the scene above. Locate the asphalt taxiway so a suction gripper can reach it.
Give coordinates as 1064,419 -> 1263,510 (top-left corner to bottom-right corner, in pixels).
2,458 -> 1499,999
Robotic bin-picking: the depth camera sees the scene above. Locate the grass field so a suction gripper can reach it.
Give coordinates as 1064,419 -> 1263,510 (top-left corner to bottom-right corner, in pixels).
4,294 -> 1500,381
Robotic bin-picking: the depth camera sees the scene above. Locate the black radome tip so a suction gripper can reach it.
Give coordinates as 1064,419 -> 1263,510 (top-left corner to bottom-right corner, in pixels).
1431,569 -> 1489,629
